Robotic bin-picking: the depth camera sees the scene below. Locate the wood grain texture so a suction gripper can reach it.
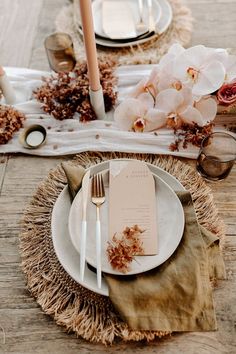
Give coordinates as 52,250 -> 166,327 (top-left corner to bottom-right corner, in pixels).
0,0 -> 236,353
188,0 -> 236,48
29,0 -> 68,71
0,0 -> 43,67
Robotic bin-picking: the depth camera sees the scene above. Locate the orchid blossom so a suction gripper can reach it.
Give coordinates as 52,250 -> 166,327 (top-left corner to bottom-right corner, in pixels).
113,44 -> 232,133
206,48 -> 236,84
114,67 -> 166,132
154,88 -> 217,127
114,97 -> 166,132
173,45 -> 226,96
157,43 -> 185,92
220,54 -> 236,83
128,67 -> 159,101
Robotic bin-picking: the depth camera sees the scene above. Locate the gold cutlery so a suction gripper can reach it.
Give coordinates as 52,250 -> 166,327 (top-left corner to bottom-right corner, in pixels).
91,173 -> 105,288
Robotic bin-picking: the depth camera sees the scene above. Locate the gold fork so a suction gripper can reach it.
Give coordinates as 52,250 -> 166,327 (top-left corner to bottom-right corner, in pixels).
91,173 -> 105,288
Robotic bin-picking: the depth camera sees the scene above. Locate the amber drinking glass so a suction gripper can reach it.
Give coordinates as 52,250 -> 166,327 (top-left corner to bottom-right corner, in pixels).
196,132 -> 236,181
44,33 -> 76,72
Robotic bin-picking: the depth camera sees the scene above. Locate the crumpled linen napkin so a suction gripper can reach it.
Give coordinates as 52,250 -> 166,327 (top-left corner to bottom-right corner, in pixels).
62,162 -> 226,332
105,192 -> 226,331
61,162 -> 85,199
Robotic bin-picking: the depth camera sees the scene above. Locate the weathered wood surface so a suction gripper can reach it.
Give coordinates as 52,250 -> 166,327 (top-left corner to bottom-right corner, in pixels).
0,0 -> 236,353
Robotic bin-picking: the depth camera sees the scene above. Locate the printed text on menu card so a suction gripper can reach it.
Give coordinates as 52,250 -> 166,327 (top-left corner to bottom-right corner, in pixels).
109,160 -> 158,255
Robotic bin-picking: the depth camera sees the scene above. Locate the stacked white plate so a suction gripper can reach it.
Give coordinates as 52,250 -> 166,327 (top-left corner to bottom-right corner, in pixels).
51,159 -> 185,296
77,0 -> 173,48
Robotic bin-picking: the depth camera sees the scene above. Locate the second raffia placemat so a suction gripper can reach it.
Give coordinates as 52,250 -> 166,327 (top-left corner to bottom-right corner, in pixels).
19,152 -> 225,345
55,0 -> 193,65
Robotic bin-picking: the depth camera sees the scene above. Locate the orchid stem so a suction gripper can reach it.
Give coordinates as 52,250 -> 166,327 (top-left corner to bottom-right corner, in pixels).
146,87 -> 156,107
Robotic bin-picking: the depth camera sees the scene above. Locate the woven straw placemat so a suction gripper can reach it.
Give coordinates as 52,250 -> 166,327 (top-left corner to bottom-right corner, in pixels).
19,152 -> 225,345
55,0 -> 193,65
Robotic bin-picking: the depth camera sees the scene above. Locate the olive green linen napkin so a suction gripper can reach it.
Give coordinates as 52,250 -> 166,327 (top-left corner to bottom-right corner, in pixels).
105,192 -> 226,331
61,162 -> 85,199
62,163 -> 226,332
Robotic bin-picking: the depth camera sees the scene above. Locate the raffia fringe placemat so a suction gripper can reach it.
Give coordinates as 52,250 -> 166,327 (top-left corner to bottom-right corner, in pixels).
19,153 -> 225,345
55,0 -> 193,65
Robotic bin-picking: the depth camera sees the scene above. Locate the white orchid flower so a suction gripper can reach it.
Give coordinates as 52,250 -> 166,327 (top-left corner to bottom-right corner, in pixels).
206,49 -> 236,84
221,54 -> 236,83
173,45 -> 226,96
114,97 -> 166,132
155,88 -> 217,127
157,43 -> 185,92
158,70 -> 183,92
159,43 -> 185,71
128,67 -> 159,99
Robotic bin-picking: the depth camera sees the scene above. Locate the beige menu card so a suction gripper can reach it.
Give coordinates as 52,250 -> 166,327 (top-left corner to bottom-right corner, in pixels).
102,1 -> 136,39
109,160 -> 158,255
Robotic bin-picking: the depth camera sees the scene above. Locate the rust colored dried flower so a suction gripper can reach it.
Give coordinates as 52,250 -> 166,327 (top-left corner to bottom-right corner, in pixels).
0,105 -> 25,144
106,225 -> 145,273
34,58 -> 118,121
169,123 -> 213,151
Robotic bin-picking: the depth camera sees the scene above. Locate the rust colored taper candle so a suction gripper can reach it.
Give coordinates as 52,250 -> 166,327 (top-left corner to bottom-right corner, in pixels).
79,0 -> 105,120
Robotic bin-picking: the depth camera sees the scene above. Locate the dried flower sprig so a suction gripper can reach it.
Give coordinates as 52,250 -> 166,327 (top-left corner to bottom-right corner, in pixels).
34,58 -> 118,121
0,105 -> 26,144
169,122 -> 213,151
106,225 -> 145,273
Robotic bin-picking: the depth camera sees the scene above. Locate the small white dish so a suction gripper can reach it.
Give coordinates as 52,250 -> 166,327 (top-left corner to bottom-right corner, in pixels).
51,160 -> 185,296
69,169 -> 184,276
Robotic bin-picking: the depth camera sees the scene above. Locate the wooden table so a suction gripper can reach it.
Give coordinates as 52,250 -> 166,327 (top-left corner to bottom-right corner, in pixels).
0,1 -> 235,353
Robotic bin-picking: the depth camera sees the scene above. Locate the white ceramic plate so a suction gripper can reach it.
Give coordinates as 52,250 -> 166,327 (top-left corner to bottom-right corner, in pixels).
77,0 -> 172,48
69,169 -> 184,276
51,159 -> 185,296
92,0 -> 161,40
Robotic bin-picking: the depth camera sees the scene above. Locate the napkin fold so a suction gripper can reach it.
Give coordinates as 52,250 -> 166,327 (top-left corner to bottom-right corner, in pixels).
61,162 -> 85,199
102,1 -> 136,39
105,192 -> 226,331
62,164 -> 226,332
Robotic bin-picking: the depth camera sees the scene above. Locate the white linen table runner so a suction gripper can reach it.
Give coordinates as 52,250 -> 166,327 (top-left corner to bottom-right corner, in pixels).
0,66 -> 234,157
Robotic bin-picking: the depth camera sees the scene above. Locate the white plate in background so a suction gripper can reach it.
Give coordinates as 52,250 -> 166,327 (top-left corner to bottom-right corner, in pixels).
93,0 -> 161,39
77,0 -> 172,48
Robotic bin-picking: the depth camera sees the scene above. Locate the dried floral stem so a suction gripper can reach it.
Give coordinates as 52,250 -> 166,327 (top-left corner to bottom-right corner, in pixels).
34,58 -> 118,121
169,123 -> 214,151
0,105 -> 25,144
106,225 -> 145,273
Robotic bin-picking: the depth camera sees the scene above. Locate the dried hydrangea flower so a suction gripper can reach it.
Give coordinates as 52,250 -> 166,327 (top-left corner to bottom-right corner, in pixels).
0,105 -> 25,144
34,58 -> 117,121
106,225 -> 145,273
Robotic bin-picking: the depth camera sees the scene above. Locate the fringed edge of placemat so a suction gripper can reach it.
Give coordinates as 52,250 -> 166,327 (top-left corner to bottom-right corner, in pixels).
19,153 -> 226,345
